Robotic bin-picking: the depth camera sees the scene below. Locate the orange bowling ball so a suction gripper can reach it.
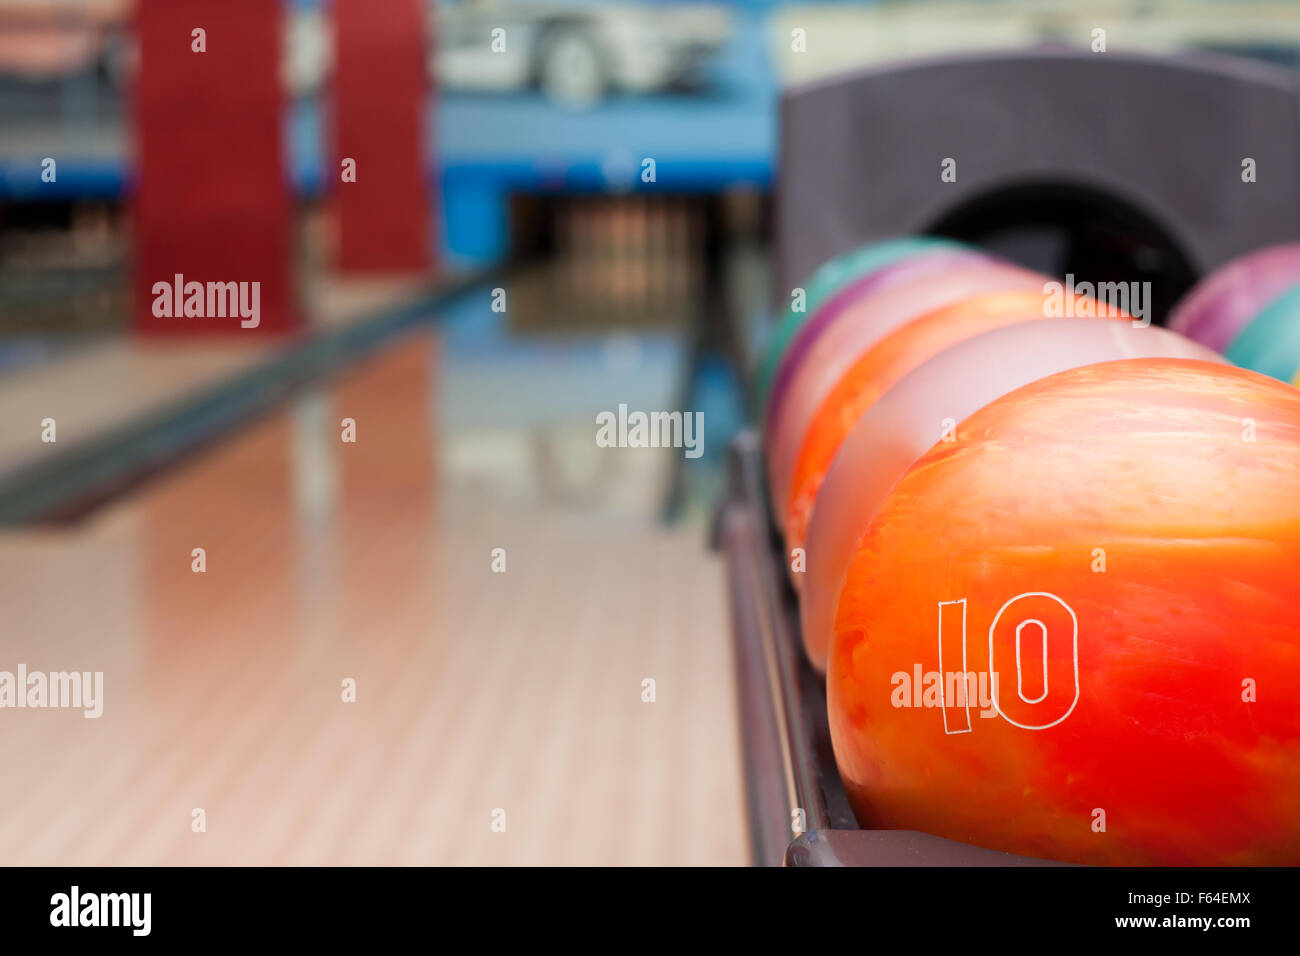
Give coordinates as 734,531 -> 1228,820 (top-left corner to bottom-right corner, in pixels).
828,360 -> 1300,865
800,319 -> 1222,673
782,288 -> 1122,560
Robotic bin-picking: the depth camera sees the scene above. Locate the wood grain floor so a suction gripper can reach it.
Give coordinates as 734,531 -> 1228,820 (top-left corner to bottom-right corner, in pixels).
0,332 -> 747,865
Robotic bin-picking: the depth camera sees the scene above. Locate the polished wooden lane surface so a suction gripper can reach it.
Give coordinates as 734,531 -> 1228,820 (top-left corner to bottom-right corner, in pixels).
0,332 -> 746,865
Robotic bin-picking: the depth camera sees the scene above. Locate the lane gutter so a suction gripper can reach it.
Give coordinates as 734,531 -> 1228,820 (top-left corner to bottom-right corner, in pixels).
0,267 -> 503,525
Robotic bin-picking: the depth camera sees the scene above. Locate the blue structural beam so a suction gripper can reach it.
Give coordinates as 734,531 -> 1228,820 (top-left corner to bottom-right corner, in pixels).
0,157 -> 129,200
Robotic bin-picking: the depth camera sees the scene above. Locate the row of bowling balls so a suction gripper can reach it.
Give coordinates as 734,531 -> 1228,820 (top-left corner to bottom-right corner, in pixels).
758,237 -> 1300,865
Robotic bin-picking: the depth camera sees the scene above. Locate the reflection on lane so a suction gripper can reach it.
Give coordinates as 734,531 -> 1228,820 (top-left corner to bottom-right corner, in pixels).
0,331 -> 745,864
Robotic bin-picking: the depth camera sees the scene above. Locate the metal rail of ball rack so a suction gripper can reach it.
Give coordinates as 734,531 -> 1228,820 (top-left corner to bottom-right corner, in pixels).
712,431 -> 1066,867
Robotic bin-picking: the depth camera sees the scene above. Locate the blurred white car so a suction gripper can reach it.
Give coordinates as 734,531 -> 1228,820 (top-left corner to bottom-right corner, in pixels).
435,1 -> 734,107
0,0 -> 732,108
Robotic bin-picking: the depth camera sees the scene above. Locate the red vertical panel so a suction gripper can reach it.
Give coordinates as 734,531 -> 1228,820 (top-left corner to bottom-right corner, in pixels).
331,0 -> 433,273
132,0 -> 295,334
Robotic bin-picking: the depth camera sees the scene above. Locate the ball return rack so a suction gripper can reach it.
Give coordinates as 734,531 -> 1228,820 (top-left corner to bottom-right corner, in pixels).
729,45 -> 1300,867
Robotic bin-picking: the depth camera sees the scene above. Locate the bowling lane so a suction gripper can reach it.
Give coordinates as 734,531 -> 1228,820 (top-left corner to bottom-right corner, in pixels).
0,330 -> 746,866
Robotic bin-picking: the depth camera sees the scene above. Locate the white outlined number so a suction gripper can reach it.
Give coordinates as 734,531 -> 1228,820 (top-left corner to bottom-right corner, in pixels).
937,592 -> 1079,733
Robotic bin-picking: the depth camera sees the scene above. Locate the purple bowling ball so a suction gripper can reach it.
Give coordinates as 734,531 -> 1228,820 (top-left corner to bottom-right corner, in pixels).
763,248 -> 991,426
1168,242 -> 1300,352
